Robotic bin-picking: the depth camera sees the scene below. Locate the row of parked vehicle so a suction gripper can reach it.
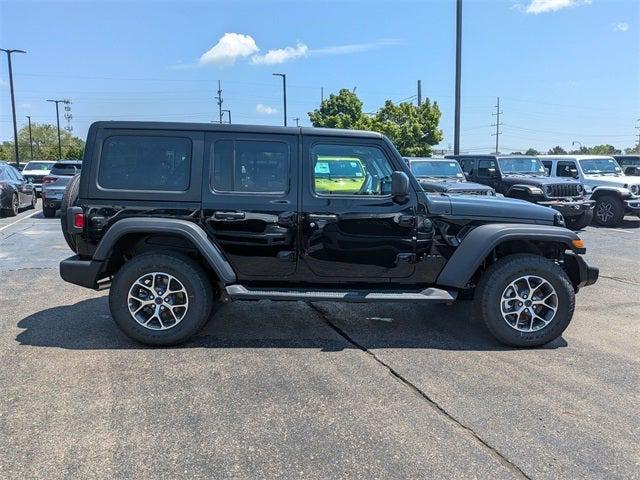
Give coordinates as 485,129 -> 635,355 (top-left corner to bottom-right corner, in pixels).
0,159 -> 82,217
406,154 -> 640,229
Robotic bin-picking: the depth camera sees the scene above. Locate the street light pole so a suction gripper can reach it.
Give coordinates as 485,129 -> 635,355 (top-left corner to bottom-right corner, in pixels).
572,141 -> 582,151
272,73 -> 287,126
453,0 -> 462,155
0,48 -> 27,168
47,99 -> 69,160
26,115 -> 33,160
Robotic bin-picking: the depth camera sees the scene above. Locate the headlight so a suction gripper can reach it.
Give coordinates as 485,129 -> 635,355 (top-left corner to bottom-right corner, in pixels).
576,184 -> 583,193
554,212 -> 566,227
528,186 -> 544,195
486,189 -> 496,196
631,185 -> 639,195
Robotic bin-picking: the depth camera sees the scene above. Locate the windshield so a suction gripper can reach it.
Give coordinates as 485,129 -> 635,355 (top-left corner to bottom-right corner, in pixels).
24,161 -> 56,171
579,158 -> 622,175
0,166 -> 7,180
314,157 -> 364,179
410,161 -> 464,178
498,157 -> 546,175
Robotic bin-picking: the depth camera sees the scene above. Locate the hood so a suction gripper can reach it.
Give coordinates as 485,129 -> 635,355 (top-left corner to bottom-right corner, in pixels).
583,174 -> 640,187
428,193 -> 557,224
501,175 -> 580,186
417,178 -> 494,193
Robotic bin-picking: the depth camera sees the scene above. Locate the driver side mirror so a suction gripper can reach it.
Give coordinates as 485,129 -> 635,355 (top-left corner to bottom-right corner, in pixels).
392,171 -> 410,201
488,167 -> 498,178
569,168 -> 578,179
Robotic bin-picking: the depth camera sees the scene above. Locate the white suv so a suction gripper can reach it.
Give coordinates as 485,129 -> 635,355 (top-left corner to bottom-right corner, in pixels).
540,155 -> 640,227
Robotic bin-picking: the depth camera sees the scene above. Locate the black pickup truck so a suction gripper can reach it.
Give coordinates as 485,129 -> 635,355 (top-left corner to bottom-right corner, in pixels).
58,122 -> 598,347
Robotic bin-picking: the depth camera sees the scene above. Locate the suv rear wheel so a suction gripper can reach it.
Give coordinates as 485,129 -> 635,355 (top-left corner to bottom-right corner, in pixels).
475,254 -> 575,347
109,252 -> 215,346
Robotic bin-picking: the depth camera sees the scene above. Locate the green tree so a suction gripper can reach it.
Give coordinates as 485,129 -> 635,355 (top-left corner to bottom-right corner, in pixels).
308,89 -> 443,156
547,146 -> 567,155
625,144 -> 640,154
525,148 -> 540,155
584,144 -> 621,155
0,123 -> 85,162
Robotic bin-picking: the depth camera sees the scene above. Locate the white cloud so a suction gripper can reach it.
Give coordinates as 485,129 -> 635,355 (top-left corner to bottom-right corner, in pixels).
516,0 -> 591,14
20,102 -> 32,109
251,42 -> 308,65
311,39 -> 402,56
256,104 -> 277,115
199,33 -> 259,66
613,22 -> 629,32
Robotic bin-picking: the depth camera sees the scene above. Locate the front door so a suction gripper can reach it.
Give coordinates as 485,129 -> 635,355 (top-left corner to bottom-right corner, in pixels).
201,132 -> 298,279
299,137 -> 417,281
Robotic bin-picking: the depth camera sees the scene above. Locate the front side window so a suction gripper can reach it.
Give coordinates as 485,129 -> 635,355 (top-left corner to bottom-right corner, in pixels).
311,144 -> 394,196
557,161 -> 578,178
477,159 -> 498,177
99,136 -> 191,191
579,158 -> 622,175
211,140 -> 289,193
410,161 -> 464,178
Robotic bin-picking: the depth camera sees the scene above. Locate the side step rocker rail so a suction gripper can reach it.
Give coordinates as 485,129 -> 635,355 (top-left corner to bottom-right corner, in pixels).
225,285 -> 457,303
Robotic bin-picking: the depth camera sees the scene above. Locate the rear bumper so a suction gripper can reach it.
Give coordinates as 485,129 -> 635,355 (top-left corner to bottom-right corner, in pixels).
60,255 -> 105,289
539,199 -> 594,217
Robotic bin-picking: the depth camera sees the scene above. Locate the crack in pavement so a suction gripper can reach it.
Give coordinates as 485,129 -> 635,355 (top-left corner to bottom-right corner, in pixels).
599,275 -> 640,287
307,302 -> 531,480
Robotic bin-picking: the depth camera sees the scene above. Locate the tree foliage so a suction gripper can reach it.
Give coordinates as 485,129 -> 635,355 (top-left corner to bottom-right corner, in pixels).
525,148 -> 540,155
547,146 -> 567,155
0,123 -> 85,162
308,89 -> 443,156
625,144 -> 640,154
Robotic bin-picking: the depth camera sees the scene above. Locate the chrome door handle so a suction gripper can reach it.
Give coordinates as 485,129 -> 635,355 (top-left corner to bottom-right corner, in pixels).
213,211 -> 245,220
308,214 -> 337,221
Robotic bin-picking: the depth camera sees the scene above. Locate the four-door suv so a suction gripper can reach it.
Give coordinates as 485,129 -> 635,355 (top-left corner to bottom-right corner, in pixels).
59,122 -> 598,348
447,154 -> 594,230
612,155 -> 640,176
41,160 -> 82,217
540,155 -> 640,227
405,157 -> 495,196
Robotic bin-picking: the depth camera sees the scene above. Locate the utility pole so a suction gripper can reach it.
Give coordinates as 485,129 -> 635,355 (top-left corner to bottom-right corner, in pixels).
635,119 -> 640,147
294,117 -> 300,127
321,87 -> 324,104
46,99 -> 69,160
453,0 -> 462,155
417,80 -> 422,106
0,48 -> 27,167
26,115 -> 33,160
222,109 -> 231,124
215,80 -> 223,124
273,73 -> 287,126
491,96 -> 503,154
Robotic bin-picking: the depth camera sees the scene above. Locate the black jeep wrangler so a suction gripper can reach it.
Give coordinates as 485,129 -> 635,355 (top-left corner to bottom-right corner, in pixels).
447,154 -> 594,230
405,157 -> 496,196
59,122 -> 598,347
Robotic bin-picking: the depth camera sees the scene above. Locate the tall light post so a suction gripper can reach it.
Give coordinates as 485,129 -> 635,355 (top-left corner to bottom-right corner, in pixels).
0,48 -> 27,167
26,115 -> 34,160
453,0 -> 462,155
272,73 -> 287,126
46,99 -> 69,160
572,141 -> 582,152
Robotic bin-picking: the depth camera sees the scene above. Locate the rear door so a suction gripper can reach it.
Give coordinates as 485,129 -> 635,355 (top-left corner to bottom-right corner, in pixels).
201,132 -> 298,279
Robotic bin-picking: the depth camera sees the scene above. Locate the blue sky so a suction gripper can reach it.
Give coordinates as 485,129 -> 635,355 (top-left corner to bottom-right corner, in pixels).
0,0 -> 638,153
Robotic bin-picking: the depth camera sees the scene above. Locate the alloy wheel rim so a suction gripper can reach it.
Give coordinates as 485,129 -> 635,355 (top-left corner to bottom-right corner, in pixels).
500,275 -> 558,332
12,195 -> 18,214
596,202 -> 613,223
127,272 -> 189,330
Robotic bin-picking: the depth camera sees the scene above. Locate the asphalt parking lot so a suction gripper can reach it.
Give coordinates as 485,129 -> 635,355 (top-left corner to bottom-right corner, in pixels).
1,202 -> 638,479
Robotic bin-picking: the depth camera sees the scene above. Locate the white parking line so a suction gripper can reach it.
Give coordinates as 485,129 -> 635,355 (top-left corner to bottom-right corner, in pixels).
0,210 -> 42,233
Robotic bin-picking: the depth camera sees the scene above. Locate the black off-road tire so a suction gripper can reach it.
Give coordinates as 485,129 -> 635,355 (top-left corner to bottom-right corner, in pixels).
475,254 -> 575,347
594,195 -> 624,227
565,209 -> 593,230
60,174 -> 81,252
109,252 -> 215,346
42,206 -> 57,218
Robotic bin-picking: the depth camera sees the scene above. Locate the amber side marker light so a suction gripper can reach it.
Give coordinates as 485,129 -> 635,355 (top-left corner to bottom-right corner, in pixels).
572,239 -> 585,249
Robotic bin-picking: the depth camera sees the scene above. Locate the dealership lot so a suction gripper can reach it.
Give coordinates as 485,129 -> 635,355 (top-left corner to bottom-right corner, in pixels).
1,204 -> 638,479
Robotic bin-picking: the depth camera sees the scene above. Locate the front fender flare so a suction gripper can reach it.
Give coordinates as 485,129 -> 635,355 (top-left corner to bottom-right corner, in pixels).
436,223 -> 580,288
93,217 -> 237,284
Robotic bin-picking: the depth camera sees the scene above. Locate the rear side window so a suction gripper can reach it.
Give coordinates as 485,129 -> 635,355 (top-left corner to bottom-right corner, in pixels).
50,163 -> 81,176
211,140 -> 289,194
99,136 -> 191,191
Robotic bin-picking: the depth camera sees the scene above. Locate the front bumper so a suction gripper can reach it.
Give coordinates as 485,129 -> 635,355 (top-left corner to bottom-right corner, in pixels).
624,198 -> 640,215
564,251 -> 599,289
539,199 -> 595,217
60,255 -> 105,289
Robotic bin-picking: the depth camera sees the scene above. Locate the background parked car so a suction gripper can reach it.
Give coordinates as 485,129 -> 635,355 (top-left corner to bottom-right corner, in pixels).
612,155 -> 640,176
21,160 -> 56,197
41,161 -> 82,218
540,155 -> 640,227
0,161 -> 37,217
405,157 -> 495,195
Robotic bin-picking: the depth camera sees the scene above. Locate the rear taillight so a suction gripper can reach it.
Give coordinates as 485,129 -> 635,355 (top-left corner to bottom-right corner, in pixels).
42,176 -> 55,184
73,212 -> 85,229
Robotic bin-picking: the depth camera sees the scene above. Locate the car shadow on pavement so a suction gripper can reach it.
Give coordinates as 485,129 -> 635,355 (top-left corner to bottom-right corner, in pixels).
16,297 -> 567,352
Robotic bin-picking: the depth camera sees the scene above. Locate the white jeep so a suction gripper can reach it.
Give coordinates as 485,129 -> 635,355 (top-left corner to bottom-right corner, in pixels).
540,155 -> 640,227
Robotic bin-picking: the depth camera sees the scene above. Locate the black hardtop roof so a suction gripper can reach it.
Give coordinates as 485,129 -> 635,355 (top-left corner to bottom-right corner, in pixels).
90,121 -> 384,139
446,154 -> 536,159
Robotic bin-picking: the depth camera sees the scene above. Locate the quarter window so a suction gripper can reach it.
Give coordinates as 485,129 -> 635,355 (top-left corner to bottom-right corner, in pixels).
311,144 -> 394,196
211,140 -> 289,194
99,136 -> 192,191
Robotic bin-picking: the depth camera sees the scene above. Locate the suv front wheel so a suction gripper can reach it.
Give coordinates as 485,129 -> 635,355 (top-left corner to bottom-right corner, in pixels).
475,254 -> 575,347
109,252 -> 215,346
